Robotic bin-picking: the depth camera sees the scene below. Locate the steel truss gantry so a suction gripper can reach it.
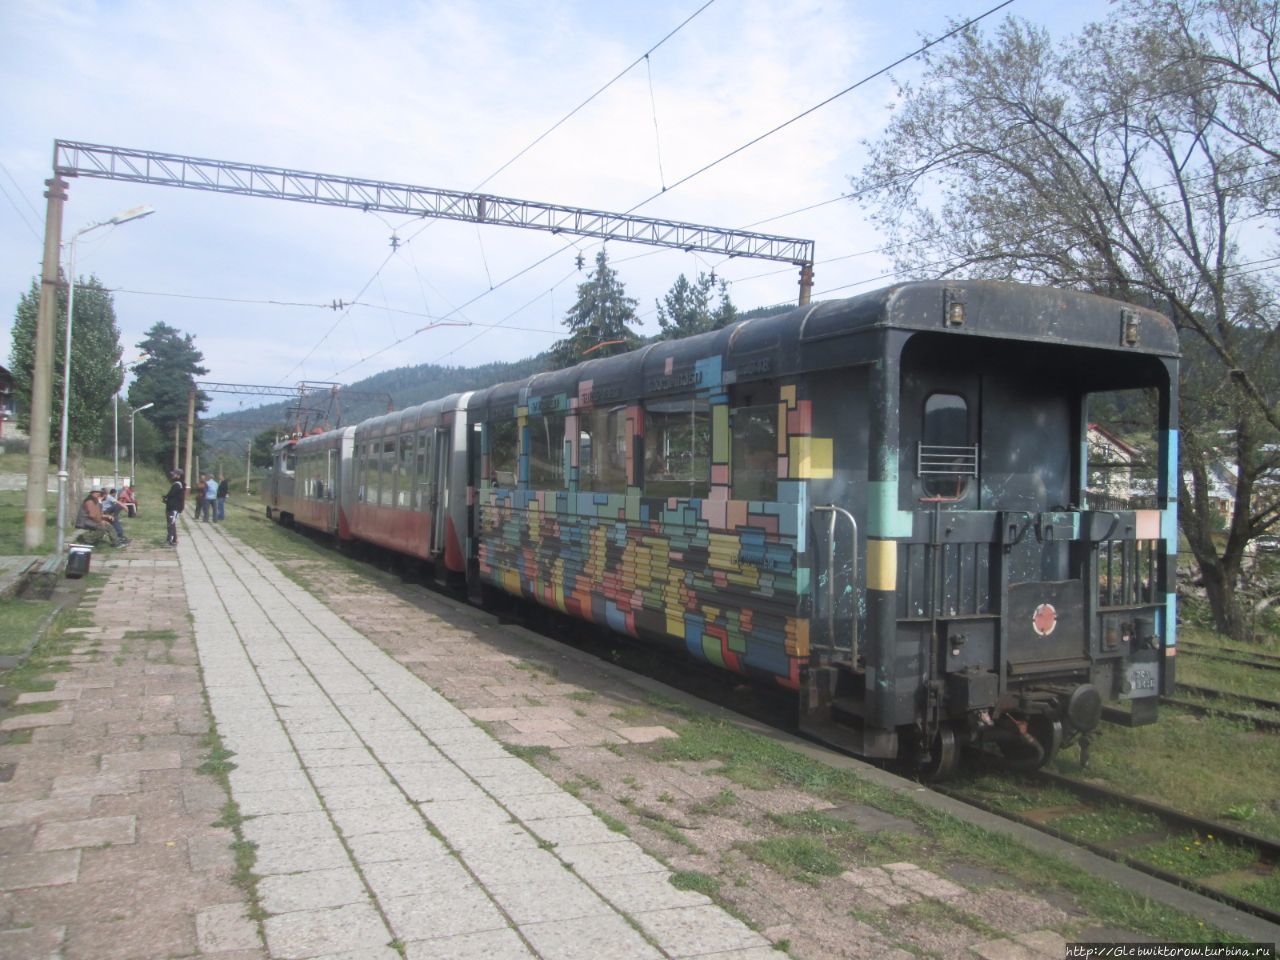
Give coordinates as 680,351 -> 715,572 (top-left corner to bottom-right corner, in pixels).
53,140 -> 816,269
196,380 -> 392,433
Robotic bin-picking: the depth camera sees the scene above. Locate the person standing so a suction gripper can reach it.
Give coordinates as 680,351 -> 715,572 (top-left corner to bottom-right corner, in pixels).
193,474 -> 207,519
202,474 -> 219,522
163,469 -> 185,546
215,473 -> 228,522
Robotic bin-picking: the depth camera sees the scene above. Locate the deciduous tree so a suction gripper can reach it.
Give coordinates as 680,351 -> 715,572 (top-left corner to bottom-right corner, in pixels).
8,276 -> 124,453
851,0 -> 1280,639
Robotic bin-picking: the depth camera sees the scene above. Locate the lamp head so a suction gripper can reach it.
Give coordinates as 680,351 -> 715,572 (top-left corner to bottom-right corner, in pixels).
110,205 -> 154,226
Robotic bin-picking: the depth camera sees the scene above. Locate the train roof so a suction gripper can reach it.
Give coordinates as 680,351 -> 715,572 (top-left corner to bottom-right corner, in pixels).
467,281 -> 1178,415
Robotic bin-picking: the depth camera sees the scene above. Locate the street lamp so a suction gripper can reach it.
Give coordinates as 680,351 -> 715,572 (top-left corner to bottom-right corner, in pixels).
129,401 -> 155,487
55,205 -> 155,555
114,353 -> 149,489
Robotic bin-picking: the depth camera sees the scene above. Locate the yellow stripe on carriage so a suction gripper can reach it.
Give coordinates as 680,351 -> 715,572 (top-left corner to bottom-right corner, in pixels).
866,539 -> 897,592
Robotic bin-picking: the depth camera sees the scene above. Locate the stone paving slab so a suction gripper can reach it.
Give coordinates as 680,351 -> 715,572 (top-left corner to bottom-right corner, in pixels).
178,519 -> 775,959
0,542 -> 263,959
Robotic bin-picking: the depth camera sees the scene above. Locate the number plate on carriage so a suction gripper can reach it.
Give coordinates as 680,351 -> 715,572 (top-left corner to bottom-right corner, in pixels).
1120,661 -> 1158,699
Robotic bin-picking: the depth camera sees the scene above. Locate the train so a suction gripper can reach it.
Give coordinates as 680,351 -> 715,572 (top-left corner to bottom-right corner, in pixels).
264,280 -> 1179,778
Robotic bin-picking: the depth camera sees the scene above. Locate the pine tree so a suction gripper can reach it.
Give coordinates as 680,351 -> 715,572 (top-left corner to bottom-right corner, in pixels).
8,275 -> 124,453
127,323 -> 210,468
655,272 -> 737,340
550,249 -> 640,368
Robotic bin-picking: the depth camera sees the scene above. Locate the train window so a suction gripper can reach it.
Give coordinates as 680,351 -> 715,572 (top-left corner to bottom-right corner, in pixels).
580,406 -> 627,493
398,435 -> 413,508
732,404 -> 778,500
645,397 -> 710,499
356,442 -> 369,502
282,453 -> 296,475
381,439 -> 396,507
488,419 -> 518,487
919,393 -> 975,499
1084,388 -> 1159,510
528,413 -> 566,488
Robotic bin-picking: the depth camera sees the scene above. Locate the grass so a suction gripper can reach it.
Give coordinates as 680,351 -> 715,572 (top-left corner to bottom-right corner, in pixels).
1132,835 -> 1258,880
0,489 -> 58,557
590,806 -> 631,835
1047,808 -> 1163,844
1048,704 -> 1280,842
0,455 -> 169,556
670,870 -> 721,897
0,598 -> 56,657
619,796 -> 701,851
505,743 -> 555,763
744,834 -> 844,883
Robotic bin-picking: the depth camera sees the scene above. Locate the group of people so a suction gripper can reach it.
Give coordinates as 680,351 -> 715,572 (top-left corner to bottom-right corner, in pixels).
73,470 -> 233,550
73,485 -> 139,548
158,470 -> 230,545
193,473 -> 228,523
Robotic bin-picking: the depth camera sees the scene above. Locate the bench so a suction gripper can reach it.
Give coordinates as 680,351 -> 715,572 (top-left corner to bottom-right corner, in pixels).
0,554 -> 63,600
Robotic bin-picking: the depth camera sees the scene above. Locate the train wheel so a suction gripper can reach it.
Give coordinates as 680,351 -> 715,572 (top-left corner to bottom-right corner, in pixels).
920,724 -> 959,782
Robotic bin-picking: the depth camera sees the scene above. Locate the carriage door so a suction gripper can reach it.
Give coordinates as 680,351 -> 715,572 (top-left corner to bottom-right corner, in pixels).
429,426 -> 451,556
326,448 -> 337,528
978,367 -> 1082,669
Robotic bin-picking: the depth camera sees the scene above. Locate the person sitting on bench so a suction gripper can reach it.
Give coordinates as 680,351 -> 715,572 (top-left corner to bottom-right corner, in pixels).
74,491 -> 126,547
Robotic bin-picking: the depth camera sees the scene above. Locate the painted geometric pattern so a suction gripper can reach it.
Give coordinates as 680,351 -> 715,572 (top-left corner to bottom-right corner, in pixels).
476,371 -> 835,689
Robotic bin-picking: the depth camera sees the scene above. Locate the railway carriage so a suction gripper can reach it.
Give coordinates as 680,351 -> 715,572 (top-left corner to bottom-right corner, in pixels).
267,280 -> 1180,776
264,425 -> 355,537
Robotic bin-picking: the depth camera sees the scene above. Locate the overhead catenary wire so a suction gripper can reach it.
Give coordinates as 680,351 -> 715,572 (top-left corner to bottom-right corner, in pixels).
464,0 -> 717,198
646,54 -> 667,192
618,0 -> 1016,219
288,1 -> 720,384
404,0 -> 1019,369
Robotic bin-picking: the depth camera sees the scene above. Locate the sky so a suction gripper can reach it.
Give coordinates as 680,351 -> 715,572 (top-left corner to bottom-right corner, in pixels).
0,0 -> 1112,417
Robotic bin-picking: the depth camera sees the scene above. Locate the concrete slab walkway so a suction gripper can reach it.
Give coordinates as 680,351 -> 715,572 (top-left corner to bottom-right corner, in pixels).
179,519 -> 772,960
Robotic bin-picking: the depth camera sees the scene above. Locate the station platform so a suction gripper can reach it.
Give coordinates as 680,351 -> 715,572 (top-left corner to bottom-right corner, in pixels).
178,521 -> 769,959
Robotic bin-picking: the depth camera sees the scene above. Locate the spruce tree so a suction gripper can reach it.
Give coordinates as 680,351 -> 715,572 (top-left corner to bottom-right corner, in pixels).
127,322 -> 210,468
550,249 -> 640,368
656,272 -> 737,340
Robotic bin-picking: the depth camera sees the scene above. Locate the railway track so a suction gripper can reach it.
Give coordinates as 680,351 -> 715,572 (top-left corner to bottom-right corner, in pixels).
1159,683 -> 1280,733
1180,639 -> 1280,673
938,767 -> 1280,926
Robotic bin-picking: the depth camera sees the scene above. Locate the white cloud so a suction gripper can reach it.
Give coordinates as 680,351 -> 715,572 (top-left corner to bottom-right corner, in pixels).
0,0 -> 1112,415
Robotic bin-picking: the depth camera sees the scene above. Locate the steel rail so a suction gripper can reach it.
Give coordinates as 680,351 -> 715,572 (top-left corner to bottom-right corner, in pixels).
1171,683 -> 1280,714
1181,647 -> 1280,673
1159,696 -> 1280,732
1180,640 -> 1280,665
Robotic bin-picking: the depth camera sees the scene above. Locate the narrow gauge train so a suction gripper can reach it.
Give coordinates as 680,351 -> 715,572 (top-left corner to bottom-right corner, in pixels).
264,280 -> 1179,777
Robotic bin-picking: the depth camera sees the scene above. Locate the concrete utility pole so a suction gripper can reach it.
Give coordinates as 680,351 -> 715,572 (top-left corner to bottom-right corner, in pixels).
173,422 -> 180,470
183,389 -> 195,495
24,176 -> 69,550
